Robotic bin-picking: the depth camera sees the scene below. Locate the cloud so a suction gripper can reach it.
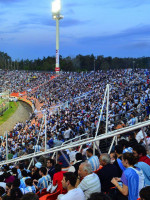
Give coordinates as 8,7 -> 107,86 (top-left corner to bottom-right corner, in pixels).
2,14 -> 89,34
124,42 -> 150,49
77,24 -> 150,44
94,0 -> 150,9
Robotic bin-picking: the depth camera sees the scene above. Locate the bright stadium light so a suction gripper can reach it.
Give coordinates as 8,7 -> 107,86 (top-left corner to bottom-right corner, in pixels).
52,0 -> 61,14
52,0 -> 63,74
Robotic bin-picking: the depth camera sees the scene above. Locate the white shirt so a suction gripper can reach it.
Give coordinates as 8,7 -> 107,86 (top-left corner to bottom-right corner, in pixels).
58,188 -> 85,200
78,173 -> 101,200
136,130 -> 147,143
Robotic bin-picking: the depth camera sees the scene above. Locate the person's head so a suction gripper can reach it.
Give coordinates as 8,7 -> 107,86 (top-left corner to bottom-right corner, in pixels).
86,148 -> 93,158
46,159 -> 55,168
25,178 -> 33,187
21,170 -> 28,177
133,144 -> 147,158
78,162 -> 92,178
62,172 -> 77,190
2,196 -> 11,200
34,162 -> 42,170
11,168 -> 18,175
140,186 -> 150,200
122,152 -> 138,168
3,172 -> 11,179
110,152 -> 116,164
39,167 -> 47,176
10,188 -> 23,200
3,165 -> 9,172
54,164 -> 62,173
99,153 -> 111,166
87,192 -> 111,200
118,139 -> 129,149
6,183 -> 12,195
20,193 -> 39,200
12,179 -> 20,188
115,144 -> 123,155
75,153 -> 83,161
19,164 -> 24,171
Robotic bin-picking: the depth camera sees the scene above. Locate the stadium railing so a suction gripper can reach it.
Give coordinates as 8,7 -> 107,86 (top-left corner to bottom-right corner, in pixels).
0,119 -> 150,168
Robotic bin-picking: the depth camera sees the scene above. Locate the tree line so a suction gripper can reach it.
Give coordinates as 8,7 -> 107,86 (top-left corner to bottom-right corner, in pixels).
0,51 -> 150,72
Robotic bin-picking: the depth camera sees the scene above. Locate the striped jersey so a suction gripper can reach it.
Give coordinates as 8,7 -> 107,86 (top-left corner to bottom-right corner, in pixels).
37,174 -> 51,192
21,186 -> 36,194
78,173 -> 101,200
88,155 -> 100,171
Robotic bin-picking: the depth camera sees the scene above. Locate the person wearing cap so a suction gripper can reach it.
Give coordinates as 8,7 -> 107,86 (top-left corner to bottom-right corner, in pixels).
31,162 -> 42,180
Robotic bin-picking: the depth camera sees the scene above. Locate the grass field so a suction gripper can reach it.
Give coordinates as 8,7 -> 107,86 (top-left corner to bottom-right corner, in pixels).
0,101 -> 19,125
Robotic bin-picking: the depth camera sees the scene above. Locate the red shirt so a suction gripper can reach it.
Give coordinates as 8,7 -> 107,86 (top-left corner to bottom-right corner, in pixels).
139,155 -> 150,166
53,171 -> 66,193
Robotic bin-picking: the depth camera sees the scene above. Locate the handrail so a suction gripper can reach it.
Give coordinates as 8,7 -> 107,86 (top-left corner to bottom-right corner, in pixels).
0,119 -> 150,166
61,133 -> 89,146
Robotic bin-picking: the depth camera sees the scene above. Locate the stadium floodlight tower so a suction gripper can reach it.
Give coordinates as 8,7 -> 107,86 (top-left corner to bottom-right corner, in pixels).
52,0 -> 63,74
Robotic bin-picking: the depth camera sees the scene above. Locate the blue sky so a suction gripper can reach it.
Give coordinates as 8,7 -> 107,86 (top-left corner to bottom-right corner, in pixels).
0,0 -> 150,60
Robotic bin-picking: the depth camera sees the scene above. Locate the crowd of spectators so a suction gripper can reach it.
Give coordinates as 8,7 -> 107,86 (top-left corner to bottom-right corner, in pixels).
0,68 -> 150,199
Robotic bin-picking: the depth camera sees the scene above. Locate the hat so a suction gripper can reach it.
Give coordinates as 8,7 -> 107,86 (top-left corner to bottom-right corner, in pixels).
123,147 -> 133,154
35,162 -> 42,169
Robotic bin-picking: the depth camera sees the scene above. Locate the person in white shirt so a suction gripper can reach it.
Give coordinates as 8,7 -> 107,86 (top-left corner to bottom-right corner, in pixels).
76,162 -> 101,200
57,172 -> 85,200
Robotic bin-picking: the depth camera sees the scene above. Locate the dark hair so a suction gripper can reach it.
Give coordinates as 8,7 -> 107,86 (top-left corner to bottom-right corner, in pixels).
118,139 -> 129,148
55,164 -> 62,173
87,192 -> 112,200
25,178 -> 33,186
3,165 -> 9,171
12,179 -> 20,188
3,172 -> 11,179
133,144 -> 147,156
6,182 -> 12,189
11,168 -> 18,175
0,186 -> 5,197
115,145 -> 123,154
63,172 -> 77,187
122,153 -> 138,165
47,159 -> 55,166
140,186 -> 150,200
10,188 -> 23,200
76,153 -> 83,161
19,164 -> 24,170
39,167 -> 47,175
86,148 -> 93,154
21,193 -> 39,200
2,196 -> 11,200
21,170 -> 28,177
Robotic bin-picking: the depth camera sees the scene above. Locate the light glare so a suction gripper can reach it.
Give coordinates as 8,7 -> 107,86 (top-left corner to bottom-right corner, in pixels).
52,0 -> 61,13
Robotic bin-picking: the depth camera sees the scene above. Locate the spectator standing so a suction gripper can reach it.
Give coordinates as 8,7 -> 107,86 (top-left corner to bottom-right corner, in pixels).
97,153 -> 119,193
46,159 -> 55,179
133,144 -> 150,165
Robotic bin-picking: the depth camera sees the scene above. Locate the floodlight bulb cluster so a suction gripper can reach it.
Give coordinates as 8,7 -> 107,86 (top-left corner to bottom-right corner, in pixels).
52,0 -> 61,14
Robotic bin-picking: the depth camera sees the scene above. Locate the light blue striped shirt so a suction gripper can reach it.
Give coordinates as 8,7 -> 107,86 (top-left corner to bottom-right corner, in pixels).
37,174 -> 51,192
88,155 -> 100,171
21,186 -> 36,194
